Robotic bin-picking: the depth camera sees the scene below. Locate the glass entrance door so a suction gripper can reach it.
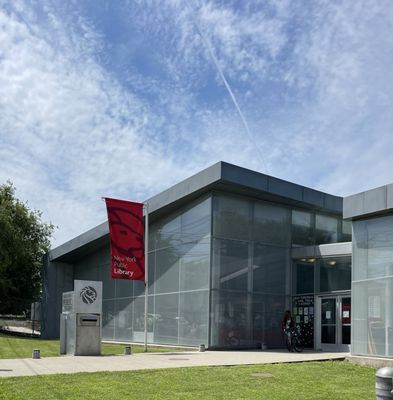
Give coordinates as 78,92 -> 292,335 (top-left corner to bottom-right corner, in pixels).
321,298 -> 336,344
318,295 -> 351,351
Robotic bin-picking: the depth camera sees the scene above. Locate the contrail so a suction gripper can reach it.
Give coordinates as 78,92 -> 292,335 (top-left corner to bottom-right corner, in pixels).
185,1 -> 269,174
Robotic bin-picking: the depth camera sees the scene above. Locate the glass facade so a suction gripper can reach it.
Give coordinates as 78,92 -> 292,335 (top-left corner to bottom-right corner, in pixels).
75,196 -> 211,346
72,190 -> 350,349
293,257 -> 351,295
292,211 -> 351,246
211,194 -> 290,348
318,258 -> 351,293
292,256 -> 351,349
352,215 -> 393,357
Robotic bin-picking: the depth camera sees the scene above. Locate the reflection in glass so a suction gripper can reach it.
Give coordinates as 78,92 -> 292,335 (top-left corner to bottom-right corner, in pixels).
180,241 -> 210,291
154,294 -> 179,345
114,298 -> 133,341
213,195 -> 252,240
210,290 -> 250,348
341,220 -> 352,242
322,326 -> 336,344
102,300 -> 115,340
253,244 -> 288,295
253,202 -> 290,245
293,261 -> 314,294
155,247 -> 180,294
179,291 -> 209,345
321,298 -> 336,344
292,210 -> 314,245
321,299 -> 336,324
319,257 -> 351,293
316,214 -> 338,244
342,326 -> 351,345
212,238 -> 249,291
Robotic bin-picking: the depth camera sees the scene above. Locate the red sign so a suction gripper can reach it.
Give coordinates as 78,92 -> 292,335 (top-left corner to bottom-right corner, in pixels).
105,198 -> 144,281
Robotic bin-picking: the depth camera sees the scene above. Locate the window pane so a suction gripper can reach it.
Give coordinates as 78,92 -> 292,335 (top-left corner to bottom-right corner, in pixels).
212,238 -> 249,291
149,214 -> 181,250
293,261 -> 314,294
213,195 -> 252,240
179,291 -> 209,346
292,210 -> 314,245
254,202 -> 290,245
132,295 -> 154,342
102,299 -> 115,340
210,290 -> 250,348
114,298 -> 133,342
352,215 -> 393,357
341,220 -> 352,242
318,257 -> 351,292
253,244 -> 288,295
315,214 -> 338,244
181,198 -> 211,240
154,294 -> 179,345
253,294 -> 287,348
115,279 -> 133,298
155,247 -> 180,294
180,240 -> 210,291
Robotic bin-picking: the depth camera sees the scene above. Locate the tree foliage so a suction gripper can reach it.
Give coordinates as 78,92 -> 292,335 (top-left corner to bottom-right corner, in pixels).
0,181 -> 54,315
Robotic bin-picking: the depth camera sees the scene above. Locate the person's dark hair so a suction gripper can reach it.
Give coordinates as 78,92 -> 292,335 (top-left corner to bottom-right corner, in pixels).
281,310 -> 293,329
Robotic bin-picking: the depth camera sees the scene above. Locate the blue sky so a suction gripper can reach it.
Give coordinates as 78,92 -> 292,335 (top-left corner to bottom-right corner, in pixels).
1,0 -> 393,246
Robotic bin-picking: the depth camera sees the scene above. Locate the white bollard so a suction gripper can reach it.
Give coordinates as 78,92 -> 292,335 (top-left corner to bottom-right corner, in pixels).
376,367 -> 393,399
32,349 -> 40,359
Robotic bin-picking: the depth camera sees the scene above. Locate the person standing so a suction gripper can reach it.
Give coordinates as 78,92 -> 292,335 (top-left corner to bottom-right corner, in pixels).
281,310 -> 294,351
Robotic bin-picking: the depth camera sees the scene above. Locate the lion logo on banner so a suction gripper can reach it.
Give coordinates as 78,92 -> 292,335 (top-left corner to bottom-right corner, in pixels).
80,286 -> 97,304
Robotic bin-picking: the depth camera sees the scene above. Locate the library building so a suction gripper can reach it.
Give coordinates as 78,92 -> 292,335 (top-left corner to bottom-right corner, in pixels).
41,161 -> 393,359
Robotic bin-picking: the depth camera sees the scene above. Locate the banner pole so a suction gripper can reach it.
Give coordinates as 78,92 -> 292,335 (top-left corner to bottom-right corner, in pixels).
143,202 -> 149,352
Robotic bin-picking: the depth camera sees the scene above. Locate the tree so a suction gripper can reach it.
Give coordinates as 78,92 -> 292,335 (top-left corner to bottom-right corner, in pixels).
0,181 -> 54,315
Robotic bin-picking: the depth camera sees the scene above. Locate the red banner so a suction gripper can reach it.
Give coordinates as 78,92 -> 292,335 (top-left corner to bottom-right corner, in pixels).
105,198 -> 144,280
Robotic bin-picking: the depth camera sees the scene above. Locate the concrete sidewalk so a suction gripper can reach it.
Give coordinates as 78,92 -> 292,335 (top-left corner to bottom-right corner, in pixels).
0,350 -> 348,378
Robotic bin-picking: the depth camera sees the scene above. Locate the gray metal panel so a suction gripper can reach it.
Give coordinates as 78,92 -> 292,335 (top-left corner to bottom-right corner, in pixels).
219,162 -> 341,212
344,184 -> 393,219
268,176 -> 303,201
388,184 -> 393,209
74,280 -> 103,314
343,193 -> 364,219
147,162 -> 222,214
318,242 -> 352,257
291,242 -> 352,259
220,162 -> 268,191
364,187 -> 387,214
41,259 -> 73,339
50,222 -> 109,262
291,246 -> 317,259
323,195 -> 343,214
303,188 -> 325,208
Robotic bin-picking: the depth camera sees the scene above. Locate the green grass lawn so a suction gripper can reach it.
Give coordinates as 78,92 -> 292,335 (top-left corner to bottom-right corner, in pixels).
0,332 -> 190,359
0,361 -> 375,400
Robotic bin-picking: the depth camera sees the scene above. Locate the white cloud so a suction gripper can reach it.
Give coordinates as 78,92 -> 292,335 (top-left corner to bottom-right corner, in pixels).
0,0 -> 393,247
0,2 -> 196,245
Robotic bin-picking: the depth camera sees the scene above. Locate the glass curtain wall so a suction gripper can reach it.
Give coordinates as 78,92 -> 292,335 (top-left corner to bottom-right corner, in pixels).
74,196 -> 211,346
292,256 -> 351,348
210,194 -> 291,349
352,215 -> 393,357
147,196 -> 211,346
292,211 -> 351,246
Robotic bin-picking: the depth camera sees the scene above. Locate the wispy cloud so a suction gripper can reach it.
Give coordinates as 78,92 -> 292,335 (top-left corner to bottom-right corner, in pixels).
0,0 -> 392,245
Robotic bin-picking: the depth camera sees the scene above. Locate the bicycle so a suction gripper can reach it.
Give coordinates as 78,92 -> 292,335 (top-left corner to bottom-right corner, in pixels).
284,326 -> 304,352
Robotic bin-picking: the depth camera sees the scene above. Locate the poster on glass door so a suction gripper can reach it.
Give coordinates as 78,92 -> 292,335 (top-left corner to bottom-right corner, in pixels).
292,295 -> 314,348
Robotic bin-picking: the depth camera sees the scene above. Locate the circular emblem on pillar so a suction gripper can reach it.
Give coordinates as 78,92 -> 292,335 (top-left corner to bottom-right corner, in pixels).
80,286 -> 97,304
